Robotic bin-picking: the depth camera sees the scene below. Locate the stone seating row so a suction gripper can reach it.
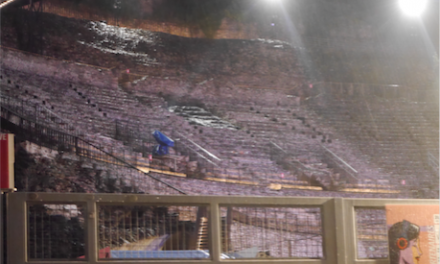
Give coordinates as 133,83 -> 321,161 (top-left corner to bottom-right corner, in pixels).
7,66 -> 430,192
308,97 -> 437,189
8,71 -> 275,184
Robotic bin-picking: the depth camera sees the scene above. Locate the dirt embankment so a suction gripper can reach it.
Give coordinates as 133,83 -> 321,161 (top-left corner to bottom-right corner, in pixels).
1,11 -> 307,105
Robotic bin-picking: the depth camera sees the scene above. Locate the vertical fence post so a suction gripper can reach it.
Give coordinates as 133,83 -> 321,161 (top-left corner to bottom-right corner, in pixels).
0,192 -> 4,264
86,198 -> 98,264
34,105 -> 37,123
115,119 -> 118,139
209,200 -> 221,262
6,193 -> 27,264
323,198 -> 350,264
288,240 -> 292,258
322,200 -> 334,262
75,137 -> 79,156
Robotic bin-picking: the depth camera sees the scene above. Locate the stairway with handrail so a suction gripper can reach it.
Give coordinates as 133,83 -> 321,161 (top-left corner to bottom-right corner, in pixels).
0,97 -> 187,195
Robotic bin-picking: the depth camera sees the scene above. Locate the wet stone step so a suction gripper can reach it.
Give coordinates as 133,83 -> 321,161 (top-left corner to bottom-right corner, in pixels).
169,105 -> 237,130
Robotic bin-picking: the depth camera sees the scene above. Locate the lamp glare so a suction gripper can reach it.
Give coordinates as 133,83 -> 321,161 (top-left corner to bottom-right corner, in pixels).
398,0 -> 427,17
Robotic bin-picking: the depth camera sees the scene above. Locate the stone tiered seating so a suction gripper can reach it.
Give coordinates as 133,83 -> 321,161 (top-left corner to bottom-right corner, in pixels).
180,124 -> 296,184
0,69 -> 192,180
155,173 -> 404,198
1,68 -> 177,140
212,105 -> 340,180
209,101 -> 427,193
389,102 -> 438,148
3,65 -> 437,197
3,68 -> 267,186
307,94 -> 438,195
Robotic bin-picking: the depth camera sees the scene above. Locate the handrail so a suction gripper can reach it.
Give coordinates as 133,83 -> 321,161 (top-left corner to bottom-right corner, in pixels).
428,151 -> 439,165
270,141 -> 286,154
364,100 -> 380,139
0,94 -> 78,137
1,84 -> 216,187
427,151 -> 439,171
269,142 -> 330,176
1,103 -> 187,195
321,144 -> 358,182
176,131 -> 221,161
311,80 -> 406,88
309,81 -> 437,103
1,94 -> 148,165
177,139 -> 220,168
321,144 -> 358,174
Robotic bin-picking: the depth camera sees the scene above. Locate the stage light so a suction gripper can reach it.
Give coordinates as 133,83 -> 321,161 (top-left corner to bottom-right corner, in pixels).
398,0 -> 428,17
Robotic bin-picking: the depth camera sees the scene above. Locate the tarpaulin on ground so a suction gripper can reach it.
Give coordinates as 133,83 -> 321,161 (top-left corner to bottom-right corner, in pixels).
111,250 -> 211,259
153,130 -> 174,147
153,145 -> 169,156
152,131 -> 174,156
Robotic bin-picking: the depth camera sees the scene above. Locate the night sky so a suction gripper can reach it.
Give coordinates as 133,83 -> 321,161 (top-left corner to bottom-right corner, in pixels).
154,0 -> 439,54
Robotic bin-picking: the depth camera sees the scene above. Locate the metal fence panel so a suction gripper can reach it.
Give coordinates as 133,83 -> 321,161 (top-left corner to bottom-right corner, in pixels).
6,193 -> 439,264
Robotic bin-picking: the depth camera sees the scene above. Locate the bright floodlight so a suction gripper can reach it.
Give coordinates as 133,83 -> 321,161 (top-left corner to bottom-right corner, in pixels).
399,0 -> 428,17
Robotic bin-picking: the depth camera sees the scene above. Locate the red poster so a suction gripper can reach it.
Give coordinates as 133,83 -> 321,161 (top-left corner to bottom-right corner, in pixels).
386,204 -> 439,264
0,133 -> 14,190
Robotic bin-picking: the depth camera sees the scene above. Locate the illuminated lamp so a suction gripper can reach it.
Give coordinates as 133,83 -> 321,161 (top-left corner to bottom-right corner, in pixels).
398,0 -> 428,17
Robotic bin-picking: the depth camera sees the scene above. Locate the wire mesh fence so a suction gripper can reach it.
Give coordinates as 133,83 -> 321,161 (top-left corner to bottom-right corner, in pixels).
13,194 -> 438,263
1,97 -> 186,195
98,205 -> 209,260
355,208 -> 388,259
26,203 -> 325,261
220,206 -> 323,259
27,203 -> 86,260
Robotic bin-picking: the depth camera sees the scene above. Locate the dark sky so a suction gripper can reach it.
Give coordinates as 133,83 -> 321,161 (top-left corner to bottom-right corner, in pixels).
277,0 -> 437,53
200,0 -> 439,54
292,0 -> 438,53
51,0 -> 440,54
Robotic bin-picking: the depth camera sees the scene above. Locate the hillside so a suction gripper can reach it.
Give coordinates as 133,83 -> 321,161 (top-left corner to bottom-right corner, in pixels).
1,11 -> 305,88
1,7 -> 437,86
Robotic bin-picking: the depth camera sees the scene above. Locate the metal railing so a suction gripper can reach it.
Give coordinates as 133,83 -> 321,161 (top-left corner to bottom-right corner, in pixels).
308,82 -> 438,103
1,84 -> 220,182
269,142 -> 324,175
321,144 -> 358,184
0,95 -> 79,138
1,101 -> 186,195
268,142 -> 331,187
6,192 -> 438,264
427,151 -> 439,173
112,118 -> 220,179
1,94 -> 143,161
